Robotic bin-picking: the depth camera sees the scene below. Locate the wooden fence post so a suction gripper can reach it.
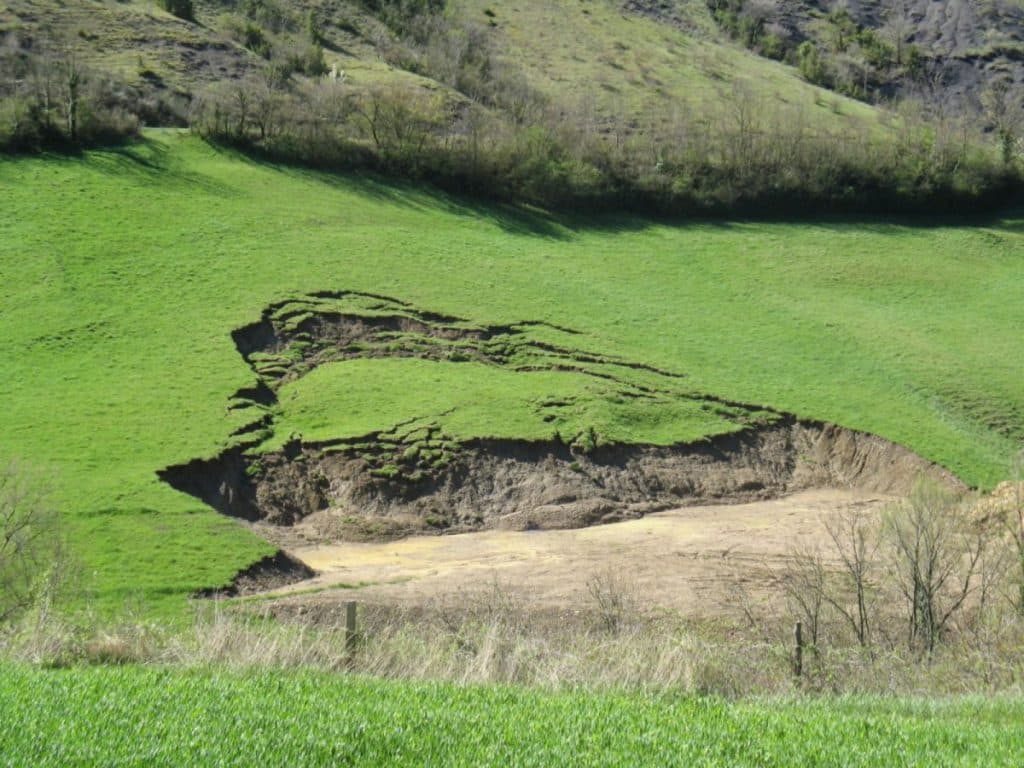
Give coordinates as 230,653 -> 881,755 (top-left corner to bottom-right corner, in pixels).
345,600 -> 358,654
794,620 -> 803,679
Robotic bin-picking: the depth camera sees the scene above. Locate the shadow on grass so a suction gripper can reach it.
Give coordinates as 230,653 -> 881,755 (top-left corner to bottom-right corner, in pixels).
231,149 -> 580,241
212,142 -> 1024,239
21,132 -> 1024,240
90,135 -> 237,196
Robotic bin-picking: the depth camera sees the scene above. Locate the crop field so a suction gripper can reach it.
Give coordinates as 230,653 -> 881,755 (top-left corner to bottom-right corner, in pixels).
1,131 -> 1024,615
0,662 -> 1021,766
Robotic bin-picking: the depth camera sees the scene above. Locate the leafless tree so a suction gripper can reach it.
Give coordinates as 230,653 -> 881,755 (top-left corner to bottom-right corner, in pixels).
882,0 -> 914,67
781,543 -> 828,650
981,76 -> 1024,167
823,503 -> 878,647
884,482 -> 988,654
0,461 -> 60,623
354,84 -> 442,165
999,453 -> 1024,613
587,566 -> 636,635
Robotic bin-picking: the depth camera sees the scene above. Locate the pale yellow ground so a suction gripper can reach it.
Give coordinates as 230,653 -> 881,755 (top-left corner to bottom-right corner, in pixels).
267,489 -> 894,619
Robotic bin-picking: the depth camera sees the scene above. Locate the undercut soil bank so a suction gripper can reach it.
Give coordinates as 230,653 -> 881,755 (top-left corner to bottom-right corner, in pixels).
160,417 -> 962,548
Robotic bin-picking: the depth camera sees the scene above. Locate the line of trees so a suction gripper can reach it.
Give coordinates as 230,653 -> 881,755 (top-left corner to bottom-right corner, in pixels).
5,0 -> 1022,215
190,68 -> 1017,215
187,0 -> 1019,215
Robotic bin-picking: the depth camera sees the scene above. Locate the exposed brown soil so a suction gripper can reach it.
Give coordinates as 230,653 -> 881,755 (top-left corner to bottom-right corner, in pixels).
264,489 -> 895,620
193,550 -> 315,598
162,417 -> 962,552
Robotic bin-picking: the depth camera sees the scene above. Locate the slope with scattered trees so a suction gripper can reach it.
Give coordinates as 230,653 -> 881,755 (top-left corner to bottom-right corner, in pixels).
2,0 -> 1021,213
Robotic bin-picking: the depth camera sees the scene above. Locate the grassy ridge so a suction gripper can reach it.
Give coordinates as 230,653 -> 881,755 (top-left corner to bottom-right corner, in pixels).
1,663 -> 1021,766
1,131 -> 1023,614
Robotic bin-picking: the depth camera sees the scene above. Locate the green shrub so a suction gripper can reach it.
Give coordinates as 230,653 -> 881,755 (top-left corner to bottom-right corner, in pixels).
797,41 -> 826,85
243,24 -> 272,58
158,0 -> 195,22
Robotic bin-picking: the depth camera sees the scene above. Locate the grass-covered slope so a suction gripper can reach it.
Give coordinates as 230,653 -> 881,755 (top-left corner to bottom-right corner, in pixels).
454,0 -> 878,128
0,0 -> 874,123
2,663 -> 1022,766
1,131 -> 1023,614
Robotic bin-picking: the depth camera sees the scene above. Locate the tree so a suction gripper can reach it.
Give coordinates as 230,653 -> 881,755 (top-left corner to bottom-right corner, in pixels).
781,543 -> 828,650
354,84 -> 441,167
999,453 -> 1024,614
881,0 -> 913,67
0,461 -> 61,624
823,503 -> 878,647
884,481 -> 987,654
60,47 -> 81,143
981,76 -> 1023,168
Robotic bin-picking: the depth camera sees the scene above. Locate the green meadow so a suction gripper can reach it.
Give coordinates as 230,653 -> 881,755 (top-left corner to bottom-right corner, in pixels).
1,662 -> 1021,766
1,130 -> 1023,614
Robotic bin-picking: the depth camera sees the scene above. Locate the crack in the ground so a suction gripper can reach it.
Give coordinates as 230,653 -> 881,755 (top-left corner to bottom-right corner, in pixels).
226,290 -> 777,435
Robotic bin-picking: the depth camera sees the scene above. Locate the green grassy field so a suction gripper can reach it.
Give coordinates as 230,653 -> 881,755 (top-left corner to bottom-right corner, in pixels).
0,662 -> 1020,766
1,131 -> 1023,615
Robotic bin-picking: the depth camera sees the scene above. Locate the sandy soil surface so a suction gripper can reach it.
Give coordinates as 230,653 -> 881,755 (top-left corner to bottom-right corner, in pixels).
267,489 -> 894,619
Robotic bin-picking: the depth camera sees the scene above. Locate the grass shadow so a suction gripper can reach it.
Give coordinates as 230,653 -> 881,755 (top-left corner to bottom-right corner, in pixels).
220,141 -> 1024,239
23,131 -> 1024,241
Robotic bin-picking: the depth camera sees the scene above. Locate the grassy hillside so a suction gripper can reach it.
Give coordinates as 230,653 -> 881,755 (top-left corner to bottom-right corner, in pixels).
0,0 -> 873,122
453,0 -> 878,128
2,663 -> 1022,766
5,1 -> 1013,214
1,132 -> 1023,614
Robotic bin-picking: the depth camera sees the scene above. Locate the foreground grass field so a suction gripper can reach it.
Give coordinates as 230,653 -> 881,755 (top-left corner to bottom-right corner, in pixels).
1,131 -> 1023,614
0,663 -> 1021,766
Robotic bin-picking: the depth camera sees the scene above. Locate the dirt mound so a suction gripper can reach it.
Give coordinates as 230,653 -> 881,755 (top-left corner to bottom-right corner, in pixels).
193,551 -> 314,598
162,418 -> 962,544
971,481 -> 1024,526
270,489 -> 895,620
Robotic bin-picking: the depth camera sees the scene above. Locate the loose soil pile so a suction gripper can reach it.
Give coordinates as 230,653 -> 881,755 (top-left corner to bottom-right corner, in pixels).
267,489 -> 895,620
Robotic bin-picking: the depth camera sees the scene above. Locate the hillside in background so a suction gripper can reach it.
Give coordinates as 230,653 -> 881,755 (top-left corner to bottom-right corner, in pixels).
2,0 -> 1021,212
4,0 -> 1022,122
699,0 -> 1024,108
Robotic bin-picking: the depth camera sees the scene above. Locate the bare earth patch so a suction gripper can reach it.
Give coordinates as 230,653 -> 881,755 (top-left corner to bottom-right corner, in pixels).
264,489 -> 893,620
